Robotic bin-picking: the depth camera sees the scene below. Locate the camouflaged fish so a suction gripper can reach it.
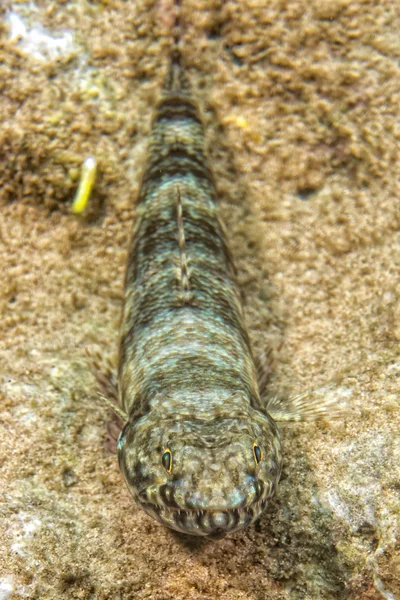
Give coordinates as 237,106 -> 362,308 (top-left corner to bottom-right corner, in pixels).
94,27 -> 341,541
107,47 -> 281,540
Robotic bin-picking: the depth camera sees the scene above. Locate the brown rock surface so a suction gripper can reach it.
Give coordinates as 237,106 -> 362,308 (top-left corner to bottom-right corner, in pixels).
1,1 -> 399,599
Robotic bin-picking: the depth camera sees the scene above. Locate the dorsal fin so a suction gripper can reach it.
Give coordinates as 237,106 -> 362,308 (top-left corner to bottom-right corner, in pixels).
176,185 -> 190,294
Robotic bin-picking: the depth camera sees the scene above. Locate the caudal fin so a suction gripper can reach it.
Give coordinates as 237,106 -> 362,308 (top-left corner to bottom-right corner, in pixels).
163,0 -> 190,94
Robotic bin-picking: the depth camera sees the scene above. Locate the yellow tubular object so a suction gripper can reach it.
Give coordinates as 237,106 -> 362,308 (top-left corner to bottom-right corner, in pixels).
71,156 -> 97,214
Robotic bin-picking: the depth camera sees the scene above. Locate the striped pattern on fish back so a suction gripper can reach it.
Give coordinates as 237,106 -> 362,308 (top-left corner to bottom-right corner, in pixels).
118,63 -> 259,420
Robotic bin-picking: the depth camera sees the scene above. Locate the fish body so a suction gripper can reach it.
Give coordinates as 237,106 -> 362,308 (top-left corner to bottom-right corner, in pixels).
117,51 -> 281,539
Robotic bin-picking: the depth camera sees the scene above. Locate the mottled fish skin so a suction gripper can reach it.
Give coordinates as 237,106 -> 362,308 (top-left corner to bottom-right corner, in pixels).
117,52 -> 281,539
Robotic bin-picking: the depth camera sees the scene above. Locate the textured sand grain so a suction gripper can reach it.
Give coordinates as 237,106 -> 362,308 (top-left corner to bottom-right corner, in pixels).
0,1 -> 399,599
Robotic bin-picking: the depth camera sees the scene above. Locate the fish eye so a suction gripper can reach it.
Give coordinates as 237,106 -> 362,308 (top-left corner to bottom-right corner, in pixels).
253,443 -> 262,465
161,449 -> 172,474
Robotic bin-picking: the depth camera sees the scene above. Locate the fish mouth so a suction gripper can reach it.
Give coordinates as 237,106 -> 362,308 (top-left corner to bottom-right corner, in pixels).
138,499 -> 269,539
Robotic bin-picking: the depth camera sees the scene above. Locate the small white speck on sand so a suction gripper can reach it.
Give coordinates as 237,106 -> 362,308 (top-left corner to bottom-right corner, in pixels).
7,10 -> 75,62
0,578 -> 14,600
9,513 -> 42,558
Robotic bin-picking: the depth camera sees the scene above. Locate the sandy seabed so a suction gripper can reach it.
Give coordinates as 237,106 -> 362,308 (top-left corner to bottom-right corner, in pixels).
0,1 -> 399,599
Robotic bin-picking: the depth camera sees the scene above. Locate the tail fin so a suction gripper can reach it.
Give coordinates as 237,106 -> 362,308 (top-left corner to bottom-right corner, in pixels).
163,0 -> 190,94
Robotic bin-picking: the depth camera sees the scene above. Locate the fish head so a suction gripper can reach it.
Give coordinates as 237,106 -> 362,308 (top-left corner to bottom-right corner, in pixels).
118,406 -> 281,539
